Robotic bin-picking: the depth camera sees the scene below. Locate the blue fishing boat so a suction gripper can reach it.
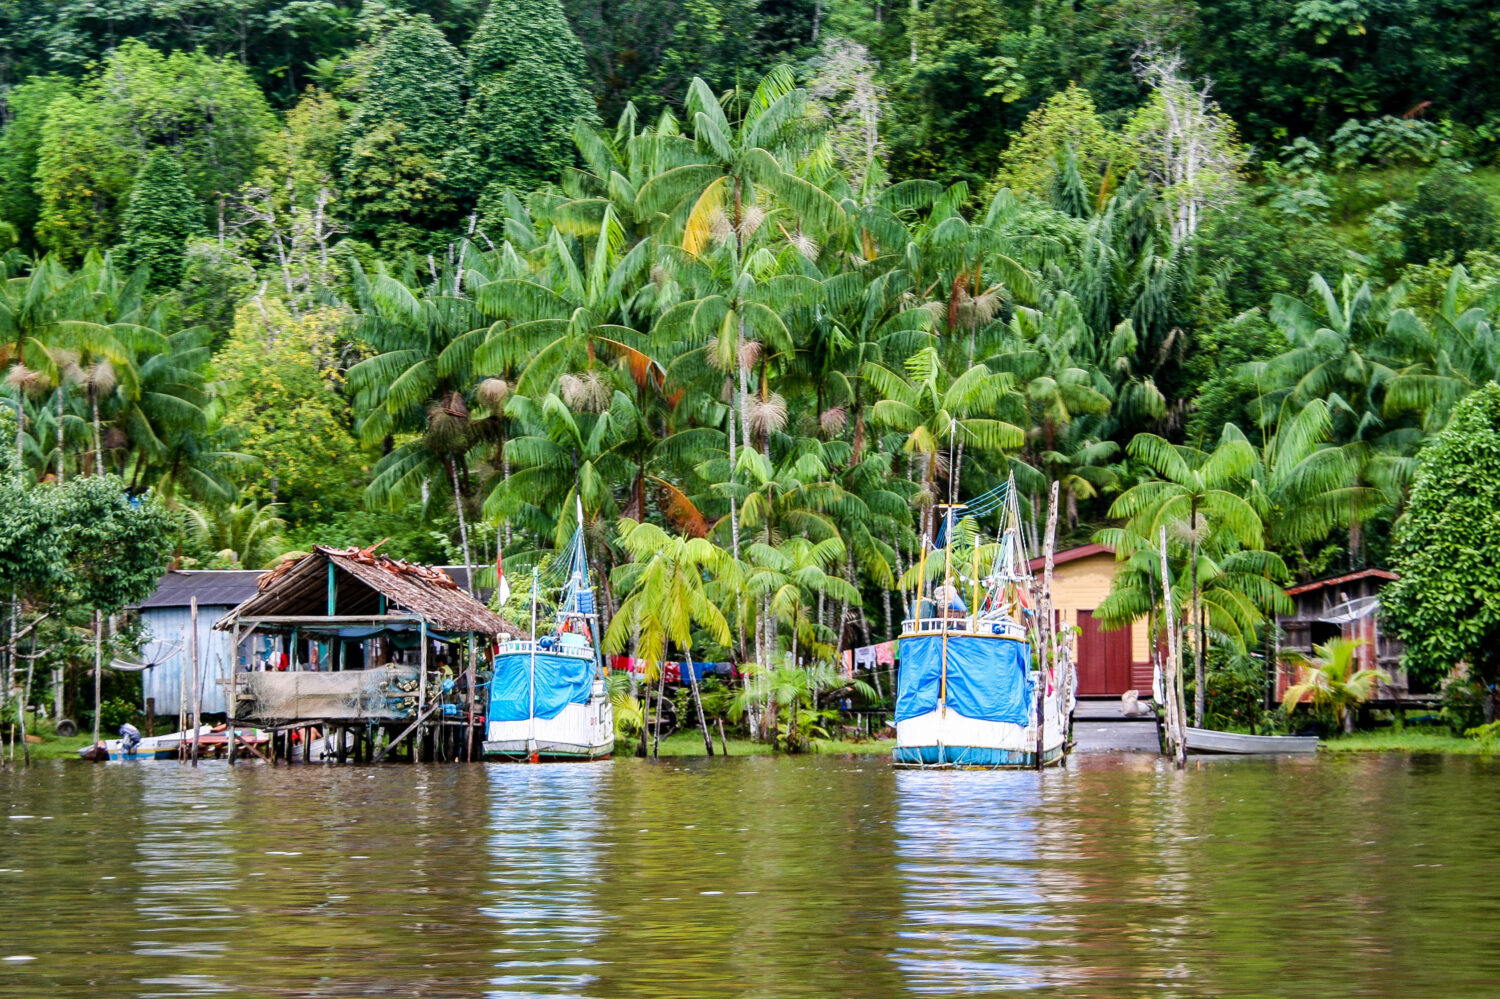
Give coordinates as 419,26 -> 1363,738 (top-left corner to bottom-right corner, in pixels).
893,480 -> 1071,769
483,505 -> 614,761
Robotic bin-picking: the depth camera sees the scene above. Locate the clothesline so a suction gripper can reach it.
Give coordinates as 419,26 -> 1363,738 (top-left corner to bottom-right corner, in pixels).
841,641 -> 898,677
608,656 -> 738,683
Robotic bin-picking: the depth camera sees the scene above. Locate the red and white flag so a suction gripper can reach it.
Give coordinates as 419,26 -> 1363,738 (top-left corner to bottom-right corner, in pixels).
495,546 -> 512,608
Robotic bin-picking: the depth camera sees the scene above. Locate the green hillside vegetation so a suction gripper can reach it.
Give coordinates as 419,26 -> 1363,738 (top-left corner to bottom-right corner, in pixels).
3,0 -> 1500,741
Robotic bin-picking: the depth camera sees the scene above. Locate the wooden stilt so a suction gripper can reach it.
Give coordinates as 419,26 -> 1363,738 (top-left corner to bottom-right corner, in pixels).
1036,481 -> 1058,770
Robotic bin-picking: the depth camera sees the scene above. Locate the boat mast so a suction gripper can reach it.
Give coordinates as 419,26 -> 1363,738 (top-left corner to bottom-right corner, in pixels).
576,493 -> 604,680
938,419 -> 957,716
527,568 -> 538,754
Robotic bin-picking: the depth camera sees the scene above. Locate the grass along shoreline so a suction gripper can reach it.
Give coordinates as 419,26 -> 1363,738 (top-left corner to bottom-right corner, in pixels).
631,731 -> 895,757
1319,729 -> 1498,755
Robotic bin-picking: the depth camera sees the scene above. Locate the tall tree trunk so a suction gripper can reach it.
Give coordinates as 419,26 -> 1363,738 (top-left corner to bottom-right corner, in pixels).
1191,506 -> 1205,727
91,388 -> 102,476
56,387 -> 64,484
652,663 -> 665,758
685,650 -> 714,756
91,609 -> 103,746
726,377 -> 741,562
2,598 -> 15,732
448,458 -> 474,595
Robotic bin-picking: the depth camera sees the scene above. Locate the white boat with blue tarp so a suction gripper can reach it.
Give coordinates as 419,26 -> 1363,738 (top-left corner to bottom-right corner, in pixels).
483,506 -> 613,761
893,479 -> 1072,769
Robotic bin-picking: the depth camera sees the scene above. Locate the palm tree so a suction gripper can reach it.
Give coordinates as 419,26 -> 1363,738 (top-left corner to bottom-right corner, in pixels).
1244,273 -> 1406,447
472,206 -> 657,401
604,519 -> 739,756
1385,262 -> 1500,431
483,390 -> 641,548
729,660 -> 874,752
185,500 -> 288,568
1109,428 -> 1265,725
1280,637 -> 1389,734
347,255 -> 491,584
639,67 -> 844,561
862,344 -> 1024,535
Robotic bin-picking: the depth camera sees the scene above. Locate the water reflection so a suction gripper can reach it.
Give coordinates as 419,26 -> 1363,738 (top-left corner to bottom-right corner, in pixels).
482,765 -> 608,998
3,754 -> 1500,998
893,769 -> 1054,992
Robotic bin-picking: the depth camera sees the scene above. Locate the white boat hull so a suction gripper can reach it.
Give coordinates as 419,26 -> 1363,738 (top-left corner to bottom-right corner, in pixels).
483,697 -> 614,761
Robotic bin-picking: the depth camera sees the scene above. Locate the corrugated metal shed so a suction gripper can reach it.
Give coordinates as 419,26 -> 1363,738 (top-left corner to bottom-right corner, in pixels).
134,572 -> 264,715
135,570 -> 265,610
139,604 -> 239,715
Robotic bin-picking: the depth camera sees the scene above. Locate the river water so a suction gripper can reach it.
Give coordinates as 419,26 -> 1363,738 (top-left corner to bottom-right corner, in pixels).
3,752 -> 1498,998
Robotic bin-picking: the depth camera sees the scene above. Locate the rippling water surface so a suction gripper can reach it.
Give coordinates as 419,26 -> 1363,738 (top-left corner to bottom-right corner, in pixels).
3,752 -> 1499,998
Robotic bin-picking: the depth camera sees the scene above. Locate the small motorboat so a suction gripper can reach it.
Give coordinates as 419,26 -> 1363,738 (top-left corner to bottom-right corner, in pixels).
78,724 -> 269,761
1185,727 -> 1319,754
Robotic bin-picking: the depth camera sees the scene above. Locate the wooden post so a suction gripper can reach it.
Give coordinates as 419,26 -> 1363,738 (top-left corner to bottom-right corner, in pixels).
190,597 -> 201,766
303,725 -> 311,763
145,697 -> 156,737
685,654 -> 714,756
92,608 -> 103,748
465,634 -> 476,762
1159,526 -> 1186,768
177,616 -> 188,760
1035,481 -> 1058,770
418,620 -> 428,763
227,622 -> 239,765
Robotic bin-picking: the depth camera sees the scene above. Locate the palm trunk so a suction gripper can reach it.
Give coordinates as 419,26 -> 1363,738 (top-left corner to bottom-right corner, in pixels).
652,663 -> 665,758
91,609 -> 102,746
56,387 -> 64,484
448,458 -> 474,596
91,389 -> 102,476
1191,508 -> 1205,727
685,650 -> 714,756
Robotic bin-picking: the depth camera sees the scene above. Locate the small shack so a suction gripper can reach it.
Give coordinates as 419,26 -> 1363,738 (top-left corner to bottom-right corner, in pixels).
1029,544 -> 1153,697
215,545 -> 524,762
136,570 -> 265,718
1277,568 -> 1418,702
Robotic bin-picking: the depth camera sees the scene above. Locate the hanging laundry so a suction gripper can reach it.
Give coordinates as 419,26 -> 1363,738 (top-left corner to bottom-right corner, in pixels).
853,645 -> 878,670
662,661 -> 681,683
841,649 -> 854,677
681,660 -> 720,685
874,642 -> 896,666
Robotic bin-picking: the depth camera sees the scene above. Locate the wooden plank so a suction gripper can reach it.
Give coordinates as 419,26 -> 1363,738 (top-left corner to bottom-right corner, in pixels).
371,702 -> 443,764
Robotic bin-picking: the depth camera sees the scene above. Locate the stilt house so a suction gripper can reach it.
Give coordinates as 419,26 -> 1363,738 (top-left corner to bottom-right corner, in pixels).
214,545 -> 525,761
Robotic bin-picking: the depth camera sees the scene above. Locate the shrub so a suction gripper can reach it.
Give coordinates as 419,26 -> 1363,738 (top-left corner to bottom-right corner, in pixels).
1398,164 -> 1499,265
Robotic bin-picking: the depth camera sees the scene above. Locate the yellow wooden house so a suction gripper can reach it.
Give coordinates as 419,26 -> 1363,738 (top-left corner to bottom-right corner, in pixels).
1028,543 -> 1153,697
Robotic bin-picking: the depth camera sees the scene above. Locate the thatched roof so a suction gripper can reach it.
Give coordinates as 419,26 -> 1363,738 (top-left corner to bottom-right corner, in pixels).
219,545 -> 526,637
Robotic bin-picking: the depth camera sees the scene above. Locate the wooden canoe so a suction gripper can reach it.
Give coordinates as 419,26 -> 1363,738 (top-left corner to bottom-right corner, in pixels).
1185,727 -> 1319,754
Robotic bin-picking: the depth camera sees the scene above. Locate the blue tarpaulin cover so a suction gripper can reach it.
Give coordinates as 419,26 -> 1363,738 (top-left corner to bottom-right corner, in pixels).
895,634 -> 1032,724
488,650 -> 593,721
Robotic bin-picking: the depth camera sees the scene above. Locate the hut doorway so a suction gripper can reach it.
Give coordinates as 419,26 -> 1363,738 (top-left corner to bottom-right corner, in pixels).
1076,610 -> 1131,695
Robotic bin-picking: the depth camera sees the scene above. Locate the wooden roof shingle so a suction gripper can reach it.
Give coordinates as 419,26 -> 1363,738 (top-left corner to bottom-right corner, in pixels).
221,546 -> 525,636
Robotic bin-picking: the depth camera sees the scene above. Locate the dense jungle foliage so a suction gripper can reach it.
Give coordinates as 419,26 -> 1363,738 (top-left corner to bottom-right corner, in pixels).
3,0 -> 1500,731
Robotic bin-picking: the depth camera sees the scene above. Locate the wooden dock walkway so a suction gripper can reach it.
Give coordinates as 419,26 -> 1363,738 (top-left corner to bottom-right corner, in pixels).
1071,699 -> 1162,754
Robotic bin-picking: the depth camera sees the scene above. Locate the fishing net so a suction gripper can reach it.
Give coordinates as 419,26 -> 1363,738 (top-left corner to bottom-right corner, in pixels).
234,665 -> 423,722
